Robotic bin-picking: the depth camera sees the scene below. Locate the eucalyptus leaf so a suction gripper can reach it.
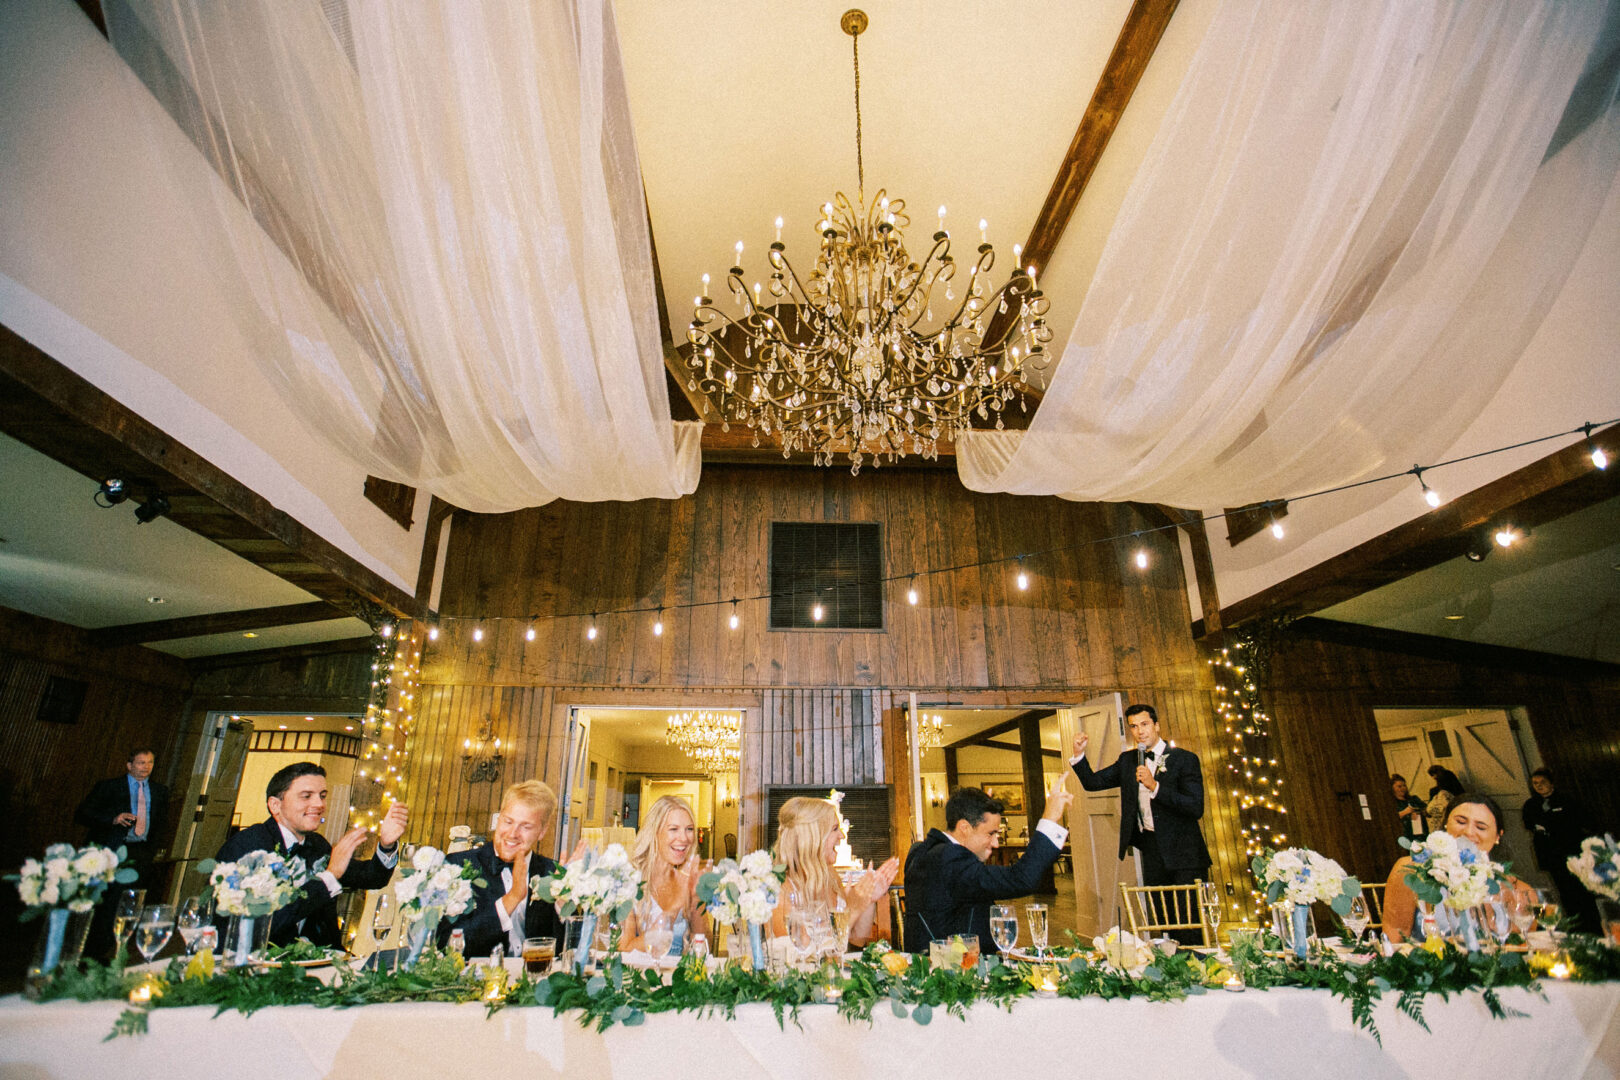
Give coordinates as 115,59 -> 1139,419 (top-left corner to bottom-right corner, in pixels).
586,976 -> 607,995
912,1002 -> 933,1025
890,998 -> 908,1019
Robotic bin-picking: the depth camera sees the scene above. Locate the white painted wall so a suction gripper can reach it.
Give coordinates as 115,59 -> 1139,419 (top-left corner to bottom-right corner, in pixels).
0,0 -> 427,593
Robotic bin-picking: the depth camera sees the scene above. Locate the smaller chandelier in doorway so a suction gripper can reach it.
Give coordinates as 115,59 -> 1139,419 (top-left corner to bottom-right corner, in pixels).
914,713 -> 945,751
667,710 -> 741,774
686,9 -> 1053,474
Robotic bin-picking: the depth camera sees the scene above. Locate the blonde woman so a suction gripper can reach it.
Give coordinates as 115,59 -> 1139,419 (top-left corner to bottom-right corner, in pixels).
621,795 -> 710,953
769,796 -> 899,948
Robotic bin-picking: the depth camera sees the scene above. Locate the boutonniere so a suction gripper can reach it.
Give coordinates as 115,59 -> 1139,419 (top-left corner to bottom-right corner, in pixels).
1153,752 -> 1169,777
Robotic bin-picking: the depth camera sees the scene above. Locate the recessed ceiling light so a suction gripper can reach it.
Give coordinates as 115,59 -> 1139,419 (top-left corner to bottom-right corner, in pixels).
344,725 -> 354,732
242,632 -> 258,638
147,596 -> 167,604
1443,614 -> 1465,621
277,724 -> 287,729
304,716 -> 314,721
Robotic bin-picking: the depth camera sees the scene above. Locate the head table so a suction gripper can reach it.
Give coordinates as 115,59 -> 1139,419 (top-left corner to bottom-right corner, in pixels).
1,981 -> 1616,1080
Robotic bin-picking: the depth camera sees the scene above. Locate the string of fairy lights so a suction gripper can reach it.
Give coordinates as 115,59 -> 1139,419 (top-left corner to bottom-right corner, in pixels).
1212,636 -> 1285,922
388,418 -> 1612,647
347,622 -> 423,832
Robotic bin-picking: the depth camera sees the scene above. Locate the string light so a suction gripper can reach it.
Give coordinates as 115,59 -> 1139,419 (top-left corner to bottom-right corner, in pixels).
1268,500 -> 1285,540
472,625 -> 484,643
352,626 -> 420,834
428,625 -> 439,641
1412,465 -> 1441,508
653,608 -> 665,637
1135,548 -> 1149,570
907,575 -> 919,606
587,614 -> 598,641
525,624 -> 536,642
379,622 -> 393,638
1212,636 -> 1289,923
811,598 -> 824,622
729,599 -> 740,630
1015,559 -> 1029,591
1584,422 -> 1608,470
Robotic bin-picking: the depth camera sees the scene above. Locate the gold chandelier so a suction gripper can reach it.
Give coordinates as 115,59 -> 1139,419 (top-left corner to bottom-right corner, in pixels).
666,710 -> 741,774
914,713 -> 945,751
687,9 -> 1053,474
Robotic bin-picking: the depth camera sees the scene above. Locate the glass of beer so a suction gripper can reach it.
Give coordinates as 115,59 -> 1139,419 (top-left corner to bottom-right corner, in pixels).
523,936 -> 557,975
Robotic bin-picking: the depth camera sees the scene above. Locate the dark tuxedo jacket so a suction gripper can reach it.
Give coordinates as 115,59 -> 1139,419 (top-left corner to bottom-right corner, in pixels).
214,818 -> 397,947
1073,745 -> 1211,871
75,775 -> 169,850
440,844 -> 560,957
901,828 -> 1060,953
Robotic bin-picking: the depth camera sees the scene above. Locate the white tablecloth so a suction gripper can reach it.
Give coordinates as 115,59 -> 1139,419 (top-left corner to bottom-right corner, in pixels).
1,984 -> 1617,1079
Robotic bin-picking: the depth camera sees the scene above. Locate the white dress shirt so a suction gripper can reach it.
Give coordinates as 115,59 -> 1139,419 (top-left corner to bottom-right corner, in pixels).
1070,739 -> 1166,831
493,866 -> 526,954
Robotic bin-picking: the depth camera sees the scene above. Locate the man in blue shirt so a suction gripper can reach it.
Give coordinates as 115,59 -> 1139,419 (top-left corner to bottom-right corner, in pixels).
76,747 -> 168,957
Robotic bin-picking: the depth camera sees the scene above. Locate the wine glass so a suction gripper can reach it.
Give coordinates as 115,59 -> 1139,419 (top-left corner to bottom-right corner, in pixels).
112,889 -> 144,961
1342,896 -> 1370,945
827,902 -> 851,963
1200,882 -> 1224,945
177,897 -> 209,954
135,904 -> 174,964
989,904 -> 1018,954
1025,903 -> 1049,958
1535,890 -> 1562,938
642,904 -> 674,962
371,893 -> 396,971
1503,889 -> 1535,939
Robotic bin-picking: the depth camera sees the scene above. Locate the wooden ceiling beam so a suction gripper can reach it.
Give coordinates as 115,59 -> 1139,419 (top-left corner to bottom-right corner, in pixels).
184,635 -> 375,673
0,325 -> 425,620
88,601 -> 343,649
941,709 -> 1056,751
1213,427 -> 1620,632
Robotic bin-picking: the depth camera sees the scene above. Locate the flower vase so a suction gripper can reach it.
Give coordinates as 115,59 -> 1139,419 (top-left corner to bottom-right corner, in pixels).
574,914 -> 598,974
747,921 -> 766,971
1598,897 -> 1620,946
1290,903 -> 1311,961
26,907 -> 92,994
404,905 -> 444,969
227,914 -> 270,968
1459,907 -> 1481,954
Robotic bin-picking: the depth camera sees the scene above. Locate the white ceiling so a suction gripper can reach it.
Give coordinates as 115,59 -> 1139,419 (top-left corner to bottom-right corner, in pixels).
616,0 -> 1213,377
1316,494 -> 1620,664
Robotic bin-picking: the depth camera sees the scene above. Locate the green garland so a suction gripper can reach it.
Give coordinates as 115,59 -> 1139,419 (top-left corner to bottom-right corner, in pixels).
32,938 -> 1620,1045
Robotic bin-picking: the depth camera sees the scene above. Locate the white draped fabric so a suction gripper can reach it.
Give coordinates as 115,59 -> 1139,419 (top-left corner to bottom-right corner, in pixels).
959,0 -> 1620,508
106,0 -> 700,512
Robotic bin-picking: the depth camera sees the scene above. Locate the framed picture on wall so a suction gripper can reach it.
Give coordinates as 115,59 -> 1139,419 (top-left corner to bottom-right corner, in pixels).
983,783 -> 1024,814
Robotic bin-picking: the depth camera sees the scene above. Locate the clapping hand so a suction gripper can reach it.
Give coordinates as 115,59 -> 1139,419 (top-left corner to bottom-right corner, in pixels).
849,857 -> 900,908
378,802 -> 410,848
328,826 -> 369,880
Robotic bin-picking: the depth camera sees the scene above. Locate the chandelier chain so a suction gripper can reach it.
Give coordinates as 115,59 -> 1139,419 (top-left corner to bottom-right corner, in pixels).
853,28 -> 863,197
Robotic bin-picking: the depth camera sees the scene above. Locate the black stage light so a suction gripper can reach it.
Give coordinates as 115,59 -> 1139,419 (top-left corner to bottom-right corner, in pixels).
134,492 -> 171,524
94,478 -> 129,507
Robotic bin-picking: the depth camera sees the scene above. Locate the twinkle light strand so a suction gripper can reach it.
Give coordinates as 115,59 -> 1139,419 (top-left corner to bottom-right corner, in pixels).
1210,628 -> 1289,924
350,623 -> 423,834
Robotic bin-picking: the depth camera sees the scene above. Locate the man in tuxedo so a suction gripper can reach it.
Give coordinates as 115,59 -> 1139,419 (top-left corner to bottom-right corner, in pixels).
902,778 -> 1074,954
442,780 -> 563,957
1071,702 -> 1210,945
76,747 -> 168,957
215,761 -> 408,947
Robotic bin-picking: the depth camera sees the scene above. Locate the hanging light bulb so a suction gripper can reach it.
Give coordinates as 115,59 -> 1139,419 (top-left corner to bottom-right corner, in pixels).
1413,466 -> 1441,508
525,624 -> 536,642
1135,548 -> 1149,570
1015,559 -> 1029,591
1268,499 -> 1286,539
379,622 -> 394,638
653,608 -> 665,637
1584,423 -> 1609,470
1494,527 -> 1518,547
472,625 -> 484,643
907,575 -> 919,606
729,600 -> 741,631
587,613 -> 598,641
428,625 -> 440,641
812,598 -> 824,622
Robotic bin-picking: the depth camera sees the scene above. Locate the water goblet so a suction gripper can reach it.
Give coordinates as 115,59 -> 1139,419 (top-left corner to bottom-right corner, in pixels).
989,904 -> 1018,954
371,894 -> 396,972
135,904 -> 174,964
177,897 -> 209,954
1025,903 -> 1049,958
1200,882 -> 1225,943
1503,889 -> 1535,939
1342,896 -> 1370,945
112,889 -> 144,962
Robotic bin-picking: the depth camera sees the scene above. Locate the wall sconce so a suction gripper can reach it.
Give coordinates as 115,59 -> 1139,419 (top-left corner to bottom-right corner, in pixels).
716,775 -> 737,807
462,719 -> 503,784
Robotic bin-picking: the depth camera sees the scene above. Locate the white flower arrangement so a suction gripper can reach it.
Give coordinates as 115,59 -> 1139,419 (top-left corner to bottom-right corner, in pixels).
1252,847 -> 1361,914
207,850 -> 306,917
1092,927 -> 1155,976
698,849 -> 784,926
532,843 -> 642,922
1400,831 -> 1507,910
392,845 -> 476,919
8,843 -> 129,917
1567,834 -> 1620,902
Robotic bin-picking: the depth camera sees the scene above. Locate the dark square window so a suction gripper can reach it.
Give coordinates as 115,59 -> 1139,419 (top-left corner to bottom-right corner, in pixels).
769,522 -> 883,630
36,676 -> 88,725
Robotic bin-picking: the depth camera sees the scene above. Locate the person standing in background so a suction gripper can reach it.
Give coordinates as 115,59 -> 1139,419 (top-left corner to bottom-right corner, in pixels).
1391,774 -> 1428,844
75,748 -> 167,958
1424,764 -> 1465,833
1523,767 -> 1600,934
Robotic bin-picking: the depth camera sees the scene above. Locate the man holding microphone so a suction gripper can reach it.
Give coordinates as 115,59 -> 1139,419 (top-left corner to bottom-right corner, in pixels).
1071,703 -> 1210,944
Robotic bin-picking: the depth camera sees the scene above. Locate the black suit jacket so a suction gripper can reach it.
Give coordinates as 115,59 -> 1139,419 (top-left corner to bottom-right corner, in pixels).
214,818 -> 397,947
440,844 -> 560,957
75,775 -> 169,850
902,828 -> 1061,953
1073,745 -> 1211,870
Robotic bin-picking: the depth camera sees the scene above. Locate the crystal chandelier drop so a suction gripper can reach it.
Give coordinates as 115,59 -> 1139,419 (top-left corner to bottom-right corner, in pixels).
914,713 -> 945,751
666,710 -> 741,774
687,9 -> 1053,474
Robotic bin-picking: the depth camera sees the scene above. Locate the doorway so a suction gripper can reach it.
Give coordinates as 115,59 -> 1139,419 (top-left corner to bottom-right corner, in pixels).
556,706 -> 745,865
1374,707 -> 1546,887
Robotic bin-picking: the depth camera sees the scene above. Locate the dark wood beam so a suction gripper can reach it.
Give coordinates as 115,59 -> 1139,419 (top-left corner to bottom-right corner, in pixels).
89,601 -> 342,649
1217,427 -> 1620,631
0,326 -> 425,619
646,191 -> 710,423
413,496 -> 456,611
942,709 -> 1056,752
943,747 -> 960,793
184,635 -> 375,673
975,0 -> 1181,375
979,738 -> 1061,758
1287,617 -> 1620,682
1150,504 -> 1221,633
1019,713 -> 1058,893
698,424 -> 957,467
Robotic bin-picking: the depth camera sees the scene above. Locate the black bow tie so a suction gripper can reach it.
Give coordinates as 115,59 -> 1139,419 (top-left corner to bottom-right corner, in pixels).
286,842 -> 308,862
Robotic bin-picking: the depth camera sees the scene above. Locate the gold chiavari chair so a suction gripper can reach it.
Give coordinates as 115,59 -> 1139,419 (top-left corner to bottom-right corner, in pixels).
1362,882 -> 1386,934
1118,880 -> 1212,947
888,884 -> 907,949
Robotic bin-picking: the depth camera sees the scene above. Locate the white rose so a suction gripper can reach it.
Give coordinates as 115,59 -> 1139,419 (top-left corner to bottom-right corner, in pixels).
19,880 -> 42,906
740,850 -> 773,876
411,847 -> 445,873
44,857 -> 70,880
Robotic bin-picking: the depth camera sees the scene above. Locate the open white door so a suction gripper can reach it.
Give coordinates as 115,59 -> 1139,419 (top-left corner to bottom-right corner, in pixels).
555,708 -> 593,859
166,713 -> 252,904
1064,693 -> 1134,938
1445,710 -> 1540,885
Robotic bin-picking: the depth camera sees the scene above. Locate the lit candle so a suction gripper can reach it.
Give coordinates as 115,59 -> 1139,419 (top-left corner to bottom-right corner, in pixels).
938,205 -> 947,232
734,240 -> 744,266
979,219 -> 989,243
701,272 -> 710,297
1549,959 -> 1573,979
774,216 -> 783,243
1223,972 -> 1245,992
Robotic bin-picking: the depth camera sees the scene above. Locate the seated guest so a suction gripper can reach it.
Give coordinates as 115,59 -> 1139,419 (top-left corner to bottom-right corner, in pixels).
621,795 -> 710,953
442,780 -> 561,957
1382,792 -> 1537,943
902,778 -> 1073,954
768,796 -> 899,948
215,762 -> 407,947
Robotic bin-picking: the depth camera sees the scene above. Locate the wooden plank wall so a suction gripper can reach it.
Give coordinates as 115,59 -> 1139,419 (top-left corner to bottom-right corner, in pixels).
0,607 -> 191,870
1262,624 -> 1620,890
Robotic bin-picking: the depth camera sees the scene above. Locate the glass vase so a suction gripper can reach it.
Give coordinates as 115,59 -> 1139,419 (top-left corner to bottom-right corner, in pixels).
731,920 -> 766,971
1598,897 -> 1620,946
25,907 -> 93,997
226,914 -> 270,968
403,905 -> 443,969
